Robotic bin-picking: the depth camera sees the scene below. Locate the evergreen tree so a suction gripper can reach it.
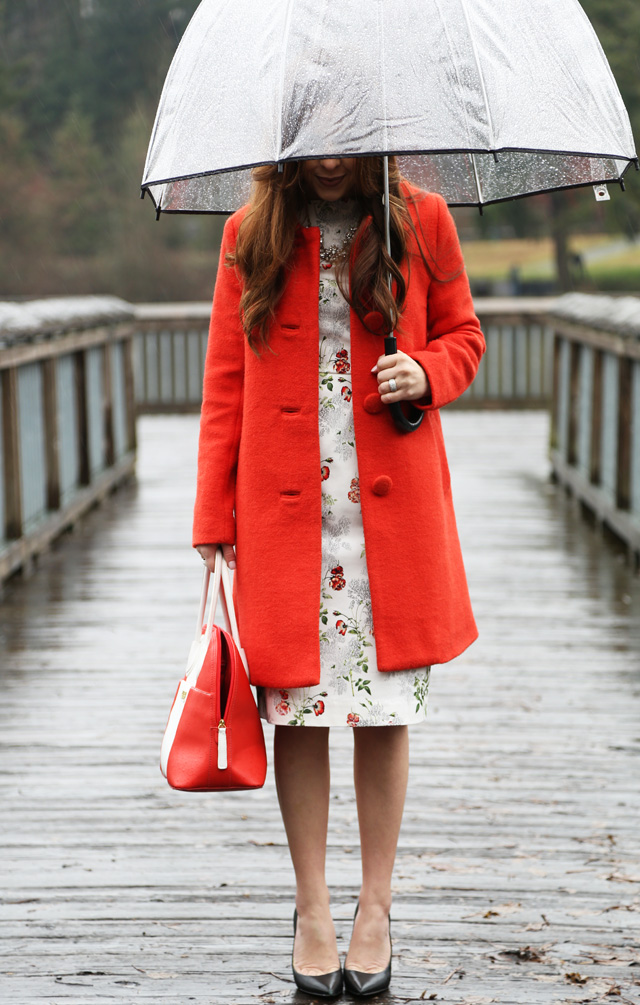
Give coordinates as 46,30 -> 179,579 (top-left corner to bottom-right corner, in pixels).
78,0 -> 198,150
0,0 -> 637,297
50,104 -> 106,255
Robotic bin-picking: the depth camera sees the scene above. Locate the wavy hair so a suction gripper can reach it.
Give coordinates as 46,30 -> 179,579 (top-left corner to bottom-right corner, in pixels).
227,156 -> 437,354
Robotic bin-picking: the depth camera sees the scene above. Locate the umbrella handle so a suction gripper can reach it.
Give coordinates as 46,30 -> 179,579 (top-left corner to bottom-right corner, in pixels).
382,158 -> 423,435
384,335 -> 424,433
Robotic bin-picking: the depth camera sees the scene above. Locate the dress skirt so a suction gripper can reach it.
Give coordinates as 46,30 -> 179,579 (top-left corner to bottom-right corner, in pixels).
257,198 -> 431,727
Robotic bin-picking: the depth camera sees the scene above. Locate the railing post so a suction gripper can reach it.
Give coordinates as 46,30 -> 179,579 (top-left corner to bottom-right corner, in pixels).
42,357 -> 61,512
74,350 -> 90,487
123,334 -> 138,453
550,331 -> 561,452
2,367 -> 22,540
568,340 -> 581,467
102,339 -> 115,469
617,357 -> 632,511
590,349 -> 603,487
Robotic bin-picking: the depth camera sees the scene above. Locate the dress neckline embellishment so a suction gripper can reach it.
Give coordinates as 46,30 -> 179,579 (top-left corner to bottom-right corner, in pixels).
319,222 -> 359,265
305,199 -> 362,266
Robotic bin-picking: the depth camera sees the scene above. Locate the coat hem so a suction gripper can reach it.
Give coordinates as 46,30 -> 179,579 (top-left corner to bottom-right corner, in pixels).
376,628 -> 478,673
248,629 -> 478,689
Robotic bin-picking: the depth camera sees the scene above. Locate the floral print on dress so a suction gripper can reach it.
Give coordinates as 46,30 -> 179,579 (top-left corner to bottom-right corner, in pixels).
257,197 -> 431,728
283,688 -> 329,725
348,477 -> 360,504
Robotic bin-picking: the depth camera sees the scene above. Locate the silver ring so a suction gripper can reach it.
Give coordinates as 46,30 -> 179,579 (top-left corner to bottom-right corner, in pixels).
388,377 -> 397,393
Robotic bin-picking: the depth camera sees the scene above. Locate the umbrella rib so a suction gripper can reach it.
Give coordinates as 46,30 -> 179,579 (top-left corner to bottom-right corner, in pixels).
274,0 -> 297,164
377,0 -> 389,154
458,0 -> 496,153
431,0 -> 475,153
470,153 -> 484,209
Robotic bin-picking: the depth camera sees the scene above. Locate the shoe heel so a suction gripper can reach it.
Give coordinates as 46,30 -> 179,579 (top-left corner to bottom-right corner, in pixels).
343,904 -> 392,997
291,908 -> 343,998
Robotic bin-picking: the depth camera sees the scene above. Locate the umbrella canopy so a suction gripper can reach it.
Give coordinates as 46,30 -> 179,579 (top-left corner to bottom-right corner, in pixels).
141,0 -> 637,215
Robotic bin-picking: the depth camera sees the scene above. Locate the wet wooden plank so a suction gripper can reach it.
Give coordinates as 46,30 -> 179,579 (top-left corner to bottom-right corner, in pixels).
1,412 -> 639,1004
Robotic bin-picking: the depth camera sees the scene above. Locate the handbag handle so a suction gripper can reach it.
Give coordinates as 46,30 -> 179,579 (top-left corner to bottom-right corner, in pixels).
195,549 -> 250,678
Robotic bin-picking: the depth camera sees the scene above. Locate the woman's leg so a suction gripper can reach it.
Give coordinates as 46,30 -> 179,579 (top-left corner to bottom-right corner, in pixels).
273,724 -> 340,975
346,724 -> 409,971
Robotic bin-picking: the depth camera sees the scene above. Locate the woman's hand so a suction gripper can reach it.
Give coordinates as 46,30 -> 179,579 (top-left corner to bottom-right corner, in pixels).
372,350 -> 431,404
196,543 -> 236,570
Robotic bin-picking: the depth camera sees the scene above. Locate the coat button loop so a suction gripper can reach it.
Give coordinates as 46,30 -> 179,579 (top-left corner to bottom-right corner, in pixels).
363,310 -> 385,333
372,475 -> 392,496
363,392 -> 384,414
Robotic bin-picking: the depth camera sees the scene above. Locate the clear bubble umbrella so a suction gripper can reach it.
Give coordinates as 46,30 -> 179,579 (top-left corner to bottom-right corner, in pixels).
141,0 -> 637,216
140,0 -> 637,431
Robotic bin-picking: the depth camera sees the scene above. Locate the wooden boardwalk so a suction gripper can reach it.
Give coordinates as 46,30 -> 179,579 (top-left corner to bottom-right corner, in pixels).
1,411 -> 639,1005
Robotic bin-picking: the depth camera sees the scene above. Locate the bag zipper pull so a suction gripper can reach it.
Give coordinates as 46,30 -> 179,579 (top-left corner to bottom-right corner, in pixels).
217,719 -> 228,770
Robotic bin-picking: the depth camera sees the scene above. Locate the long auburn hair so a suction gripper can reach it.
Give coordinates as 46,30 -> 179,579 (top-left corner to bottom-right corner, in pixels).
228,156 -> 437,354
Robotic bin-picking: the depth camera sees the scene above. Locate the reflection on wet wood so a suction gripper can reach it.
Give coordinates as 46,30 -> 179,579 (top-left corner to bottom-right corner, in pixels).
1,412 -> 639,1003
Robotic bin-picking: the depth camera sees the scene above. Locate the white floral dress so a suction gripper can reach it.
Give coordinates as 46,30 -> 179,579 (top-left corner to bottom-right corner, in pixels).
258,198 -> 431,727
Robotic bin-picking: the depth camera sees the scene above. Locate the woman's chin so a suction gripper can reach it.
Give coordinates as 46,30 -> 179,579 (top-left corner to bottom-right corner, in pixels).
311,182 -> 354,201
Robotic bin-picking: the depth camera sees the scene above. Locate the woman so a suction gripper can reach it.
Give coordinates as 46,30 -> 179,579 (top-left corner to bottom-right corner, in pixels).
194,156 -> 484,998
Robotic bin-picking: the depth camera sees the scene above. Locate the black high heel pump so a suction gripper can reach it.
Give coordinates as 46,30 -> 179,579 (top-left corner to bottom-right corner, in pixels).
343,903 -> 392,997
291,908 -> 343,998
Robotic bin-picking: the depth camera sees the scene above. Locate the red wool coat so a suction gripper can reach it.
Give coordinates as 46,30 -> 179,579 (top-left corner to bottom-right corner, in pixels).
192,184 -> 485,689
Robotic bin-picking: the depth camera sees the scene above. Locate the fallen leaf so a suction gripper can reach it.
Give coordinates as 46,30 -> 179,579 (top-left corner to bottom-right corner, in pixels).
501,947 -> 545,962
464,902 -> 521,920
606,872 -> 640,884
565,972 -> 589,985
588,952 -> 640,965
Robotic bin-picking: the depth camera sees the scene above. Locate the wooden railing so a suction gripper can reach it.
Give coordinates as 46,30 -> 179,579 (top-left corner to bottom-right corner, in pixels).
462,298 -> 555,407
133,303 -> 211,413
5,292 -> 637,581
0,298 -> 137,582
549,294 -> 640,563
132,297 -> 557,412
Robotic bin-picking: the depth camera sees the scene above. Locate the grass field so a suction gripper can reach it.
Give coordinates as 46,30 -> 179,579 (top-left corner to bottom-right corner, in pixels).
460,233 -> 640,288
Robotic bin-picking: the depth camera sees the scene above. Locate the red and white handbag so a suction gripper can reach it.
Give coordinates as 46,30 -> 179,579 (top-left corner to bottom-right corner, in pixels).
160,548 -> 267,791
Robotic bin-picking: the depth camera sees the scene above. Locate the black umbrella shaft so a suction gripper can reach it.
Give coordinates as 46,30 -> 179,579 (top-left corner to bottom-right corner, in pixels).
383,156 -> 423,435
384,155 -> 392,287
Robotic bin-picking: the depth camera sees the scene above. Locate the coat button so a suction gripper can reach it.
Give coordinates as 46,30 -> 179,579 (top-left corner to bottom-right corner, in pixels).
372,475 -> 392,496
363,310 -> 385,333
363,392 -> 384,414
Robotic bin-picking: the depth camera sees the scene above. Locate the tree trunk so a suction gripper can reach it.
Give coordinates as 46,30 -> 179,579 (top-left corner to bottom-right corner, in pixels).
551,192 -> 572,292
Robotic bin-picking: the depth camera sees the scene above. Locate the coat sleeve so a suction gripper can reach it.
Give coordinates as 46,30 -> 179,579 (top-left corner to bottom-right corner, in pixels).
408,193 -> 485,411
192,216 -> 245,548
